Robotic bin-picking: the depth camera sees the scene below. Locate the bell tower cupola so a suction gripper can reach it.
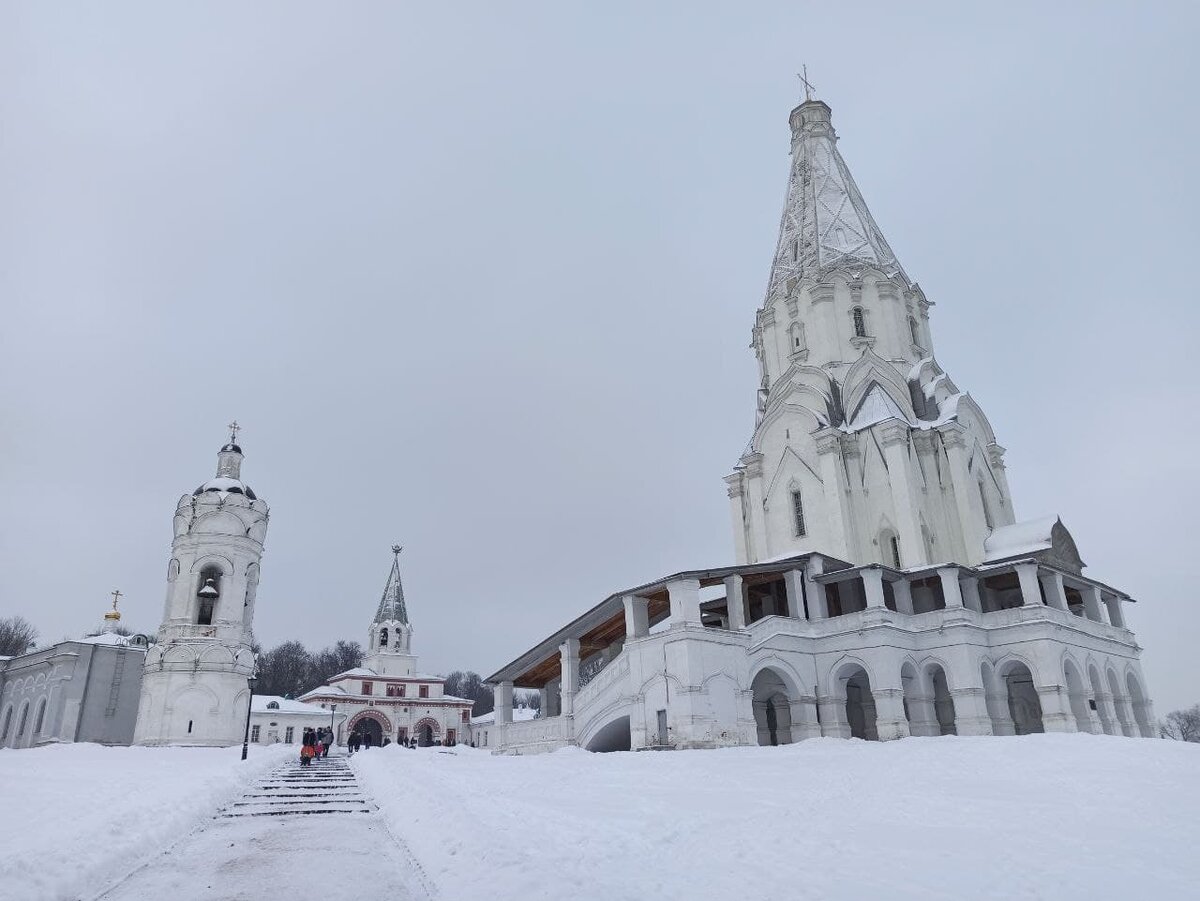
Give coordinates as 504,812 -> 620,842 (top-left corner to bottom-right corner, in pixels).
365,545 -> 417,677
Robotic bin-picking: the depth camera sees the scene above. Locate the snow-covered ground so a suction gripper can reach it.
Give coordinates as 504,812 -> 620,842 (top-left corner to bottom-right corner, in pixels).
354,735 -> 1200,901
0,742 -> 292,901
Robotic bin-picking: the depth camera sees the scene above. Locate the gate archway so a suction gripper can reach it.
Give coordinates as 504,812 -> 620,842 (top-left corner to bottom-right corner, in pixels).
347,709 -> 391,747
414,717 -> 441,747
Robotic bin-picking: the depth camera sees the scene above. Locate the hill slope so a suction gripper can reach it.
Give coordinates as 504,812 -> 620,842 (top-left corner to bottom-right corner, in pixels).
354,734 -> 1199,900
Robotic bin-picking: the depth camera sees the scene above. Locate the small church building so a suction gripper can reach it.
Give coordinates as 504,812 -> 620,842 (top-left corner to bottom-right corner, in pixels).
302,548 -> 474,747
484,95 -> 1156,753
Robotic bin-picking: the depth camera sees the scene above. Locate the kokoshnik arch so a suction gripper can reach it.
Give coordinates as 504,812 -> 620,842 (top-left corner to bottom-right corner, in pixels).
481,95 -> 1157,754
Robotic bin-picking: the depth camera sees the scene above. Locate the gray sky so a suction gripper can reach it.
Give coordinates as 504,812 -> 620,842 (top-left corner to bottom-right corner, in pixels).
2,3 -> 1197,712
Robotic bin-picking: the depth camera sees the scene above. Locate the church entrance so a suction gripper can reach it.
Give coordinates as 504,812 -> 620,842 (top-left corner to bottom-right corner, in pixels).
414,718 -> 439,747
356,715 -> 384,747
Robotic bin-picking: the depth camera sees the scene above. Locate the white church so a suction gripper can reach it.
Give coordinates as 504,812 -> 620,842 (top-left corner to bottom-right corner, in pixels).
483,95 -> 1157,753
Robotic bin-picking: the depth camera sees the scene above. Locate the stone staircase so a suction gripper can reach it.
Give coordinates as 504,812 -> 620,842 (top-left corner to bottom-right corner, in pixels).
220,754 -> 373,817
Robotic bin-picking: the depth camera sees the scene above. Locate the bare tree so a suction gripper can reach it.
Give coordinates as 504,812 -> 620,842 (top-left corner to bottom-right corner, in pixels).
1160,705 -> 1200,742
255,640 -> 312,698
0,616 -> 38,656
444,670 -> 493,716
308,640 -> 363,690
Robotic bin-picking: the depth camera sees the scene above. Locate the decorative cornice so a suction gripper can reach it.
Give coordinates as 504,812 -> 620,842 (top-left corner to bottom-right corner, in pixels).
912,432 -> 938,454
742,453 -> 764,478
810,285 -> 835,305
814,428 -> 842,456
850,335 -> 876,350
937,422 -> 968,449
723,472 -> 744,498
987,443 -> 1007,469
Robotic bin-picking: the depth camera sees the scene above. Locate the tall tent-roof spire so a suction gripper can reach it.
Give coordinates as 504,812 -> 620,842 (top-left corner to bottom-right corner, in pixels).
374,545 -> 409,625
765,97 -> 909,301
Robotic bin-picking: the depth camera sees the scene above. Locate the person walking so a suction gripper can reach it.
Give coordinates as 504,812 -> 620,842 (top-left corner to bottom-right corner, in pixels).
322,728 -> 332,758
363,730 -> 373,750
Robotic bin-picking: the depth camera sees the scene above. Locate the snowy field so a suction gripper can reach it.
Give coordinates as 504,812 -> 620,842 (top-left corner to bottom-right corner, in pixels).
354,735 -> 1200,901
0,742 -> 292,901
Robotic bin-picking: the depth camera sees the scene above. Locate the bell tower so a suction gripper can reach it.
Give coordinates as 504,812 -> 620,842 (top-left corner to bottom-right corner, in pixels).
134,424 -> 269,746
364,545 -> 416,677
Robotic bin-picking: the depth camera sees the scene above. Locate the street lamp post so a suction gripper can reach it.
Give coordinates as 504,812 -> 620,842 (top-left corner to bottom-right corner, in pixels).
330,703 -> 337,747
241,670 -> 258,761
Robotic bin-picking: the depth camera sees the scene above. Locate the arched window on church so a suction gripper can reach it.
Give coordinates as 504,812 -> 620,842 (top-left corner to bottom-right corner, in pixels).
196,566 -> 222,626
266,700 -> 280,710
791,490 -> 806,537
791,239 -> 799,262
880,530 -> 901,568
790,322 -> 805,354
909,316 -> 921,347
978,479 -> 994,530
380,627 -> 389,647
852,307 -> 867,338
33,698 -> 46,735
0,705 -> 12,744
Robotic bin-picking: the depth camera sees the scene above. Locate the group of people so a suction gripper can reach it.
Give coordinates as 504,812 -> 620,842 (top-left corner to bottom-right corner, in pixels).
346,730 -> 375,753
299,726 -> 335,766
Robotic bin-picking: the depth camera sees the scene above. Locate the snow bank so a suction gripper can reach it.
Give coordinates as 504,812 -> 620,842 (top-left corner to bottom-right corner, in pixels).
354,735 -> 1200,901
0,742 -> 292,901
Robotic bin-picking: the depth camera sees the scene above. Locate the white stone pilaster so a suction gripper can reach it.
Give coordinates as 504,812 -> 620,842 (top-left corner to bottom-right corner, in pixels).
1015,563 -> 1043,608
783,569 -> 806,619
814,430 -> 852,561
861,568 -> 887,609
1039,570 -> 1069,612
880,422 -> 926,567
940,424 -> 988,564
623,595 -> 649,638
724,574 -> 746,630
938,567 -> 965,608
496,681 -> 514,725
559,639 -> 580,717
667,578 -> 702,626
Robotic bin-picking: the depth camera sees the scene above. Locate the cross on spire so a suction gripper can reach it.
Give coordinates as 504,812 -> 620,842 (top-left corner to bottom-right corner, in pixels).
797,65 -> 816,103
227,420 -> 241,444
110,588 -> 123,611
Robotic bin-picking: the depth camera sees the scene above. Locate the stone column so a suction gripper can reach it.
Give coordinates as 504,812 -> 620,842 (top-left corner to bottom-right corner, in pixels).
538,685 -> 550,717
789,696 -> 823,740
724,474 -> 750,565
880,422 -> 926,567
559,639 -> 580,717
817,692 -> 849,738
783,569 -> 806,619
937,567 -> 965,608
724,574 -> 746,630
860,568 -> 887,609
948,678 -> 994,737
872,685 -> 912,741
1082,585 -> 1106,624
623,594 -> 649,638
804,556 -> 829,620
814,430 -> 852,561
960,577 -> 983,613
1036,682 -> 1078,733
1015,563 -> 1043,608
496,681 -> 514,725
906,672 -> 939,737
892,578 -> 915,615
667,578 -> 702,626
940,424 -> 988,565
1038,570 -> 1069,612
743,455 -> 769,563
1104,596 -> 1126,629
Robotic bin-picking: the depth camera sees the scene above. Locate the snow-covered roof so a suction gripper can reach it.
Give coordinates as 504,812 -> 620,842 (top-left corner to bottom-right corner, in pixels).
845,385 -> 908,431
252,695 -> 334,716
75,633 -> 148,648
298,684 -> 344,701
983,516 -> 1061,562
471,707 -> 539,726
329,667 -> 378,679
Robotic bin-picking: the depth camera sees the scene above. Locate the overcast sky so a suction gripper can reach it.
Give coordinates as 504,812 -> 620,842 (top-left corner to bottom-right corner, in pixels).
2,3 -> 1197,712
